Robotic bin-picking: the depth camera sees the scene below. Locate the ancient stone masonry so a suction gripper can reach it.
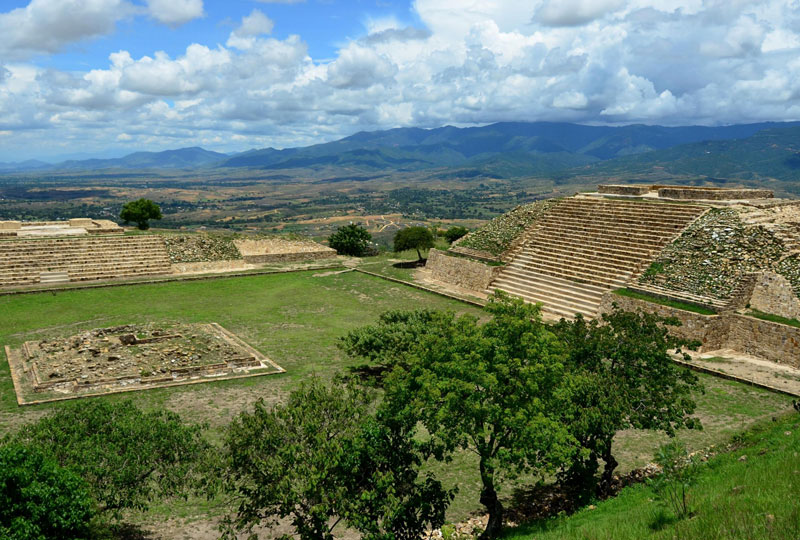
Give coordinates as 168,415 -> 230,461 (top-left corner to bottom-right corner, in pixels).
488,197 -> 707,319
453,199 -> 561,259
600,293 -> 800,368
426,249 -> 503,291
727,272 -> 800,320
0,219 -> 122,237
640,208 -> 800,300
163,234 -> 242,263
0,235 -> 171,288
5,322 -> 284,405
234,237 -> 336,264
598,184 -> 774,200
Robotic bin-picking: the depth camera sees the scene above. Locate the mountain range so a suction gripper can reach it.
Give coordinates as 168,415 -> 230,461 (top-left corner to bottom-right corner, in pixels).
2,122 -> 800,187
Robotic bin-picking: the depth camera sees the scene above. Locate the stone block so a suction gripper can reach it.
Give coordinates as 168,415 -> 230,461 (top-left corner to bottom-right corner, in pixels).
426,249 -> 502,292
68,218 -> 94,227
0,221 -> 21,230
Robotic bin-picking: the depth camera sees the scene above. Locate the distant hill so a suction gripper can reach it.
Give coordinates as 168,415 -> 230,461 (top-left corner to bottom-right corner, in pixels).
54,147 -> 228,170
6,122 -> 800,184
0,159 -> 51,172
564,125 -> 800,193
220,121 -> 800,177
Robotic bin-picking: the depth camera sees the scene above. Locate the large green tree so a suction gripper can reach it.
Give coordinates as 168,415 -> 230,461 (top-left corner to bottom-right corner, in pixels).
393,226 -> 435,261
120,198 -> 162,230
10,400 -> 209,517
328,223 -> 372,256
0,444 -> 94,540
223,378 -> 451,540
345,293 -> 575,539
551,307 -> 702,494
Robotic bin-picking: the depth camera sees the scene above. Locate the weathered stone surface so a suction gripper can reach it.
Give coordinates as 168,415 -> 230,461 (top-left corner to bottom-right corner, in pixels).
598,184 -> 652,196
426,249 -> 503,292
658,187 -> 774,200
742,272 -> 800,320
0,221 -> 22,230
235,237 -> 336,264
600,293 -> 800,367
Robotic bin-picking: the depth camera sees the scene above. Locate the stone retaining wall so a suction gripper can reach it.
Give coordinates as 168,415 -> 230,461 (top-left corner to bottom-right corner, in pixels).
598,184 -> 652,196
657,187 -> 774,200
746,272 -> 800,320
242,251 -> 337,264
426,249 -> 503,292
599,294 -> 728,349
600,293 -> 800,367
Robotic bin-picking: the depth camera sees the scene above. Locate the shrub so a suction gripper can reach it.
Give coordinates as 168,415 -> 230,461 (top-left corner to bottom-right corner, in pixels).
328,223 -> 372,256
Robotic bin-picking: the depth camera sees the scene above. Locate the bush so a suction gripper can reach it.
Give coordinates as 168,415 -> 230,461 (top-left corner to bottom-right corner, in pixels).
0,444 -> 94,540
443,226 -> 469,244
328,224 -> 372,256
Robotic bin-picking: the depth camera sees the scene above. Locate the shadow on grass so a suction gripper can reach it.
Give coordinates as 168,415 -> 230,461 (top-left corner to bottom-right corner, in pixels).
392,259 -> 426,269
101,523 -> 157,540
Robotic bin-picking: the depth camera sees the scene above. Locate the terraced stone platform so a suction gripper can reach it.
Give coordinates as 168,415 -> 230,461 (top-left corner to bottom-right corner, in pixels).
0,235 -> 171,288
489,196 -> 708,319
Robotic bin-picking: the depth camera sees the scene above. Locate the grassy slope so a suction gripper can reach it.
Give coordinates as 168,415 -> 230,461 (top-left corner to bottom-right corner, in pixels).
504,411 -> 800,540
0,270 -> 793,526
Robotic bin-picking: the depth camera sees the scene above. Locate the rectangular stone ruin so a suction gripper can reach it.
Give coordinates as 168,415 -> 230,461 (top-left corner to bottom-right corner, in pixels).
5,322 -> 284,405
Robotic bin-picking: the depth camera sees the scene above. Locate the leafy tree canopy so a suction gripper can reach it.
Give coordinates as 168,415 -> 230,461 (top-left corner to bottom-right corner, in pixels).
0,444 -> 94,540
393,226 -> 434,260
10,400 -> 209,518
328,223 -> 372,257
550,306 -> 702,494
348,293 -> 575,539
223,378 -> 452,540
120,198 -> 162,230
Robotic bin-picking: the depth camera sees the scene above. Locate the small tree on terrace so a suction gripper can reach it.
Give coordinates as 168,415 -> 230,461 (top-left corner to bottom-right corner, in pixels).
328,223 -> 372,256
393,226 -> 434,261
120,198 -> 162,230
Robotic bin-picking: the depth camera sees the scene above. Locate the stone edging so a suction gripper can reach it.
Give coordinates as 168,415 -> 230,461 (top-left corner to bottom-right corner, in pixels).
674,358 -> 800,398
353,269 -> 487,308
0,264 -> 345,297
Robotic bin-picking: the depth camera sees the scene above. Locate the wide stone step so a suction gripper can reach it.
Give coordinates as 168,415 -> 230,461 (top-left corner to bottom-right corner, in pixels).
514,247 -> 642,274
489,283 -> 598,319
520,238 -> 653,263
521,231 -> 658,255
493,271 -> 605,305
508,254 -> 634,280
506,259 -> 629,289
547,210 -> 698,227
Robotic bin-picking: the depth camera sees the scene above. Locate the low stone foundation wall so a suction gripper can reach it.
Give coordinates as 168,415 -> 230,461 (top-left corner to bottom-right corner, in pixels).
599,294 -> 728,349
657,187 -> 774,200
426,249 -> 503,292
242,251 -> 337,264
598,184 -> 652,196
600,293 -> 800,367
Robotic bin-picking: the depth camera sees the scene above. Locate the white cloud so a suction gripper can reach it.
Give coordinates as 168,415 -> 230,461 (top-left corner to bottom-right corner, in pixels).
0,0 -> 133,60
145,0 -> 204,26
4,0 -> 800,160
536,0 -> 626,27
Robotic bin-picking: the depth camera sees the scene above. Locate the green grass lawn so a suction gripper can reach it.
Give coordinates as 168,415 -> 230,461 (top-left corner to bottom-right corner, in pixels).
0,270 -> 793,531
503,411 -> 800,540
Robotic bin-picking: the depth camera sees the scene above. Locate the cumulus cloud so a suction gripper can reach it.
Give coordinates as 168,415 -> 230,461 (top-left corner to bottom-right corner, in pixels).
0,0 -> 133,60
536,0 -> 626,27
145,0 -> 204,26
3,0 -> 800,160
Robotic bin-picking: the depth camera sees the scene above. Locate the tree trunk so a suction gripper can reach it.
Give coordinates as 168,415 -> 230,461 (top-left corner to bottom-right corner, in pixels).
478,457 -> 504,540
599,438 -> 618,494
416,247 -> 423,261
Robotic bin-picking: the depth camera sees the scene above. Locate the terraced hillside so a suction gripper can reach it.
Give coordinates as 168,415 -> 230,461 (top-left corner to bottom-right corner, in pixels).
488,197 -> 708,318
0,235 -> 171,288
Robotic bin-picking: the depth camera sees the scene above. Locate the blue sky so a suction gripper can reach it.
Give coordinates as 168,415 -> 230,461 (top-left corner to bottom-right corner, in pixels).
1,0 -> 800,162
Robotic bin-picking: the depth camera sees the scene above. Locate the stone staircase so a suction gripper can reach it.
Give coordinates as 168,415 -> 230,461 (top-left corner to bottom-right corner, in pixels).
0,235 -> 172,288
489,197 -> 708,319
